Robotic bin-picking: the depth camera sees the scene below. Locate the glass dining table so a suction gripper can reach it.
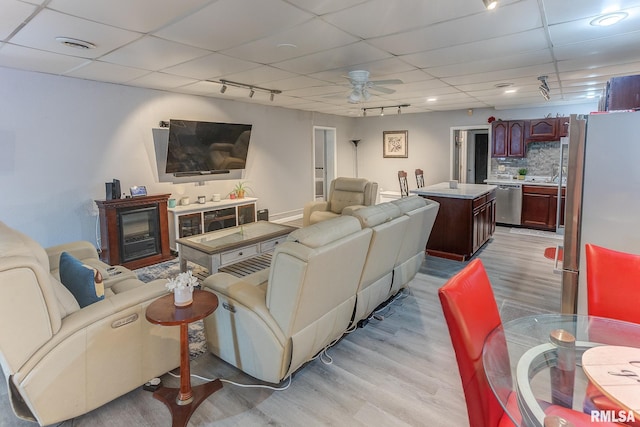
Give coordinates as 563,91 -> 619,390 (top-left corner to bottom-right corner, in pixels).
483,313 -> 640,427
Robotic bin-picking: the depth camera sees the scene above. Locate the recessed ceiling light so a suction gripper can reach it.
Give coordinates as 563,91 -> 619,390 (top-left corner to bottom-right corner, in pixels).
505,89 -> 517,94
55,37 -> 96,50
590,12 -> 628,26
482,0 -> 498,10
276,43 -> 297,49
427,98 -> 437,102
495,82 -> 513,88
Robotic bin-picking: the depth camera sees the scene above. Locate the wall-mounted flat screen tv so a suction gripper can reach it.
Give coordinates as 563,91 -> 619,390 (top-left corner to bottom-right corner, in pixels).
165,119 -> 252,176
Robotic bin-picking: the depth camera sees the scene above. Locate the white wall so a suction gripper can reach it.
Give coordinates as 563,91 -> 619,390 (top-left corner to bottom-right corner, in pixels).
0,67 -> 353,246
352,104 -> 597,193
0,65 -> 597,247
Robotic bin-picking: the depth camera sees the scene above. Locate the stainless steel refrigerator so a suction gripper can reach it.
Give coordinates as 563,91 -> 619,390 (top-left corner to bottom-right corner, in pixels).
561,111 -> 640,314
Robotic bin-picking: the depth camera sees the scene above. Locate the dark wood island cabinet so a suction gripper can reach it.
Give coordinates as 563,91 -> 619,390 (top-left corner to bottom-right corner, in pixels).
412,183 -> 497,261
521,185 -> 565,231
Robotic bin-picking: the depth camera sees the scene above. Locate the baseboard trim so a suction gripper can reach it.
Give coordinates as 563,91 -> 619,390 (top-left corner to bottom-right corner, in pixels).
269,209 -> 302,223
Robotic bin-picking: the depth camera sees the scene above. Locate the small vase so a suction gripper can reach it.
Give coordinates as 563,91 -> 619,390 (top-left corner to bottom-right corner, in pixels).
174,287 -> 193,307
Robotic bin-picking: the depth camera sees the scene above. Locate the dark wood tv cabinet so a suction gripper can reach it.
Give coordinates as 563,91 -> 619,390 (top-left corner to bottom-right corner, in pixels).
95,194 -> 173,269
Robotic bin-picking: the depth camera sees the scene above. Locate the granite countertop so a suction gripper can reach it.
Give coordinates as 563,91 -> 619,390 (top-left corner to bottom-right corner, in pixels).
485,178 -> 565,187
411,182 -> 497,199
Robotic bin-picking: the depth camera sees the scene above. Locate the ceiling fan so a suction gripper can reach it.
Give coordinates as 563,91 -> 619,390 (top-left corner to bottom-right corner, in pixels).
345,70 -> 403,103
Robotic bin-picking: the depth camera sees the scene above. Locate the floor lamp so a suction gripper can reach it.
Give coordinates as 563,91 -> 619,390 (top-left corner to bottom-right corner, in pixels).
351,139 -> 361,177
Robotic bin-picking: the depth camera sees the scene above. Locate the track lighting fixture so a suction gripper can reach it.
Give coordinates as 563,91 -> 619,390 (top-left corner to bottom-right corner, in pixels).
482,0 -> 498,10
362,104 -> 410,117
211,79 -> 282,101
538,76 -> 550,101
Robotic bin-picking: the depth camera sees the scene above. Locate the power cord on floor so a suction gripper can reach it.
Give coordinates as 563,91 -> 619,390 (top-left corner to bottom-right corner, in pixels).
310,323 -> 357,366
166,370 -> 292,391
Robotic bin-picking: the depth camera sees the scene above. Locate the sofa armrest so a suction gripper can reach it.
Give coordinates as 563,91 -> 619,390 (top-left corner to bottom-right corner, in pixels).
303,201 -> 329,226
13,280 -> 169,381
46,241 -> 99,268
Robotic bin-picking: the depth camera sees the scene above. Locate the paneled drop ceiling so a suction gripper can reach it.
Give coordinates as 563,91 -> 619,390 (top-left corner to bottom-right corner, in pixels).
1,0 -> 639,116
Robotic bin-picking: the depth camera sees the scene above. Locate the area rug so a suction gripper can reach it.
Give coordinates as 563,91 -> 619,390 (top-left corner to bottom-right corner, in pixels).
133,256 -> 273,359
543,246 -> 563,261
133,260 -> 208,359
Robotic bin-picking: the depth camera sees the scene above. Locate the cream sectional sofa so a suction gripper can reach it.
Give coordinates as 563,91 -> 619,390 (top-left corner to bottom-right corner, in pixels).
0,221 -> 180,426
202,195 -> 439,384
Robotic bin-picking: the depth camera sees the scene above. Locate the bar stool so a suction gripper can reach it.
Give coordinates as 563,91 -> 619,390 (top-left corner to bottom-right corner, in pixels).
398,170 -> 409,197
415,169 -> 424,188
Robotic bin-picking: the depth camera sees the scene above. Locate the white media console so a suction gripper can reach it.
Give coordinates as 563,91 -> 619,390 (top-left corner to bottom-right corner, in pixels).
167,197 -> 257,251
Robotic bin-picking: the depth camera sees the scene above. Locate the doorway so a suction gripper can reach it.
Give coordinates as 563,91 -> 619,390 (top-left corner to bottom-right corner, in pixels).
450,126 -> 491,184
313,127 -> 337,201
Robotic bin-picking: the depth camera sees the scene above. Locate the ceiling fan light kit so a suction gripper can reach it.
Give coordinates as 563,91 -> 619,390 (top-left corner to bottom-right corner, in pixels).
345,70 -> 402,103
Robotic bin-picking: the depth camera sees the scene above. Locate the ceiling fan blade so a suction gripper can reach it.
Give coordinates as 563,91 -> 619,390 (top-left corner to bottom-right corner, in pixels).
369,86 -> 395,94
370,79 -> 403,85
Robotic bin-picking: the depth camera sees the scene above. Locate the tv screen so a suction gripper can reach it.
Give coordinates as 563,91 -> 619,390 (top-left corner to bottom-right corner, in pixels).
165,119 -> 252,175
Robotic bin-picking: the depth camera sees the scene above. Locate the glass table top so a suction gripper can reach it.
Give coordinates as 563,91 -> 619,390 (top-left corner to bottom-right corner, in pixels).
176,221 -> 297,254
483,313 -> 640,427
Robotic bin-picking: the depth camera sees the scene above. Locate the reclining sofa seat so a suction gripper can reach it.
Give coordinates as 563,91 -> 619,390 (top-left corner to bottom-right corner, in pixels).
0,221 -> 179,426
347,202 -> 410,323
202,216 -> 372,384
390,196 -> 440,294
303,177 -> 378,226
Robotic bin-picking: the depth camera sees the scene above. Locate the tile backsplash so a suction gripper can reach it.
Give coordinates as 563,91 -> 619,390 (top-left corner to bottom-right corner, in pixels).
491,141 -> 565,177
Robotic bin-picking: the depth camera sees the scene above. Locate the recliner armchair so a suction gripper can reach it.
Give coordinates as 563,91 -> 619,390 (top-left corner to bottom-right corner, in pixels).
0,221 -> 179,426
201,216 -> 372,383
303,177 -> 378,226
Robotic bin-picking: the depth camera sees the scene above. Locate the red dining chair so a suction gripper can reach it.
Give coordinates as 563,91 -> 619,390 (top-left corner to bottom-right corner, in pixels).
583,243 -> 640,426
586,243 -> 640,324
439,259 -> 618,427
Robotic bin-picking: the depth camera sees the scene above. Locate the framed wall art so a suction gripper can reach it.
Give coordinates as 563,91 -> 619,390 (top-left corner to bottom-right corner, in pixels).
383,130 -> 408,158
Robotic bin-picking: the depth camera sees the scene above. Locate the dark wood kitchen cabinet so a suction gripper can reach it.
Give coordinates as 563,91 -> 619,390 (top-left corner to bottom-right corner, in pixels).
527,117 -> 570,141
527,118 -> 557,141
491,120 -> 525,157
521,185 -> 565,231
601,75 -> 640,111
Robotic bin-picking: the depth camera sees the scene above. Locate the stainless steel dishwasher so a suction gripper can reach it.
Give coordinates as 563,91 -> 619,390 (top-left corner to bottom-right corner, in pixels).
495,183 -> 522,225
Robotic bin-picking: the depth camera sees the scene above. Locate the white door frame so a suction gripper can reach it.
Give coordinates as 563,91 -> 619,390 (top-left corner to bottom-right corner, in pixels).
312,126 -> 337,200
449,125 -> 491,181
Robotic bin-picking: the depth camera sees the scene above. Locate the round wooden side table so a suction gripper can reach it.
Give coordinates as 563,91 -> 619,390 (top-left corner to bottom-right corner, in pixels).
146,289 -> 220,427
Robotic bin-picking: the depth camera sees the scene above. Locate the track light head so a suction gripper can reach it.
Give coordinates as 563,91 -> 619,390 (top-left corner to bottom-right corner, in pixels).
220,84 -> 227,94
482,0 -> 498,9
380,108 -> 384,117
249,88 -> 255,98
270,92 -> 275,101
363,109 -> 367,117
537,75 -> 550,100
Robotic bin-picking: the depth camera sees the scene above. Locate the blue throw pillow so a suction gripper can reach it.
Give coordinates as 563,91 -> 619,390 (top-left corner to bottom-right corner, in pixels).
59,252 -> 105,308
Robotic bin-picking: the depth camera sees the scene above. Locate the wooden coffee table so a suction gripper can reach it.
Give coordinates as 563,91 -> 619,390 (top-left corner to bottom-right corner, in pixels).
145,290 -> 220,427
176,221 -> 297,273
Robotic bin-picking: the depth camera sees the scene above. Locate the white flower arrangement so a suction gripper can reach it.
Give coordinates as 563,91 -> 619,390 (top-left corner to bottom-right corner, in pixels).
165,271 -> 198,292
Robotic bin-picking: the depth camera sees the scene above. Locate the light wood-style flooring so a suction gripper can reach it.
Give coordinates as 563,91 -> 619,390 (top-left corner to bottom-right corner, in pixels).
0,226 -> 563,427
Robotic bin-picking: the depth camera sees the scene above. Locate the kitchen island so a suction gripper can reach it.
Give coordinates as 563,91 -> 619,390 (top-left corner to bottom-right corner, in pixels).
411,183 -> 497,261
